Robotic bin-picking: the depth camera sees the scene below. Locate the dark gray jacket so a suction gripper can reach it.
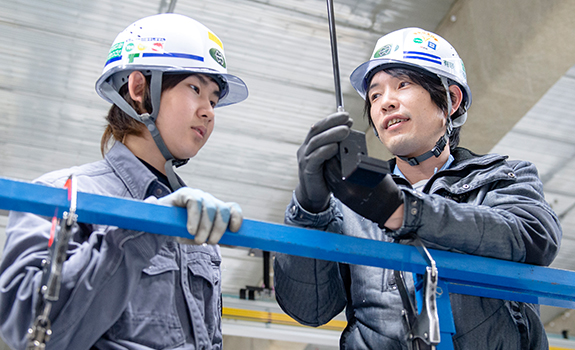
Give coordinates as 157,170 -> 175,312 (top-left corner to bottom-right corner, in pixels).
0,142 -> 222,350
274,148 -> 562,349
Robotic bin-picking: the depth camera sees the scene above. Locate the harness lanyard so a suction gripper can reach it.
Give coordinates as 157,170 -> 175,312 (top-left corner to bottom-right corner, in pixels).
27,175 -> 78,350
394,235 -> 440,350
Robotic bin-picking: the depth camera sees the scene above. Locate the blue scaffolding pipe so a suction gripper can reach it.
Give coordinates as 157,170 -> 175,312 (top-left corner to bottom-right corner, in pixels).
1,176 -> 574,311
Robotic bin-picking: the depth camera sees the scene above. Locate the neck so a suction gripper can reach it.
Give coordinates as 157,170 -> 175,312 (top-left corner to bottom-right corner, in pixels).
395,147 -> 451,184
123,133 -> 167,175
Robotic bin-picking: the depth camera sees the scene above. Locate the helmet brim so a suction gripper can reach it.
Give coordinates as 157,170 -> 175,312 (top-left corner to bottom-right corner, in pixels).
95,65 -> 248,107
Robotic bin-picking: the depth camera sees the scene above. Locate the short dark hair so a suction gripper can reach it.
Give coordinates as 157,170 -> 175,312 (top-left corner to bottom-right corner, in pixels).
363,67 -> 464,151
100,73 -> 194,156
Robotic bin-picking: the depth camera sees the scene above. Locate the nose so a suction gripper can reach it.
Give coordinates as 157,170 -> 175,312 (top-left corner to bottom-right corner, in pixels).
197,96 -> 215,120
379,90 -> 398,112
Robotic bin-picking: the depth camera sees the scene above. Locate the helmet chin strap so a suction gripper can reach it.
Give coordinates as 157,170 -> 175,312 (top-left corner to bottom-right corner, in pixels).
100,71 -> 187,190
397,76 -> 453,167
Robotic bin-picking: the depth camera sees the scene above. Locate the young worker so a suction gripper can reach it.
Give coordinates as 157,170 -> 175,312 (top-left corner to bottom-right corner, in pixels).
0,13 -> 247,350
274,27 -> 562,349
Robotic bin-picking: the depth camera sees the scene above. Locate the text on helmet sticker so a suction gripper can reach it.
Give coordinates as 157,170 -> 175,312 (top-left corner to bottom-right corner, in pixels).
412,31 -> 439,44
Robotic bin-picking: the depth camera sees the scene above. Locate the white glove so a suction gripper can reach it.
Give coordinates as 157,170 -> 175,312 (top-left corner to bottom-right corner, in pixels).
158,187 -> 243,245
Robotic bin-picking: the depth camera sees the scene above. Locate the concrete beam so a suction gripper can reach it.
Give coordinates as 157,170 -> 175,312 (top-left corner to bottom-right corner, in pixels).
366,0 -> 575,158
436,0 -> 575,153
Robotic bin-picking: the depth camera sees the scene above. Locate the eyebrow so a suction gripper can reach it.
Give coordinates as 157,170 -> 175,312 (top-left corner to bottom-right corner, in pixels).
195,74 -> 221,98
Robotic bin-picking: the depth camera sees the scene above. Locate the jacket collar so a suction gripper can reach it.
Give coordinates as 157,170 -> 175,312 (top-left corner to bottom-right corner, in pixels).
105,141 -> 158,200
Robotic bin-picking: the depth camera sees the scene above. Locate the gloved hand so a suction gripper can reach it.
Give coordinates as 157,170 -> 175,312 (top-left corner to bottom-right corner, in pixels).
295,111 -> 352,213
324,156 -> 403,229
158,188 -> 243,245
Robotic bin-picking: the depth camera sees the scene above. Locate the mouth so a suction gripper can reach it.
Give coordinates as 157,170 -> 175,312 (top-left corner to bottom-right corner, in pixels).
384,116 -> 409,130
191,126 -> 206,138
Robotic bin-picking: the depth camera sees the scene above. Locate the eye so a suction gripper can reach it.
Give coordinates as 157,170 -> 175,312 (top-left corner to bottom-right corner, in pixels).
398,81 -> 410,89
190,84 -> 200,93
210,100 -> 217,108
369,92 -> 381,102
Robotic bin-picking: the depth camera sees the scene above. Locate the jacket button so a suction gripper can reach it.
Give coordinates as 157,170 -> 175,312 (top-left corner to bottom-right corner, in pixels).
508,172 -> 516,178
411,208 -> 418,215
155,188 -> 163,196
462,184 -> 470,190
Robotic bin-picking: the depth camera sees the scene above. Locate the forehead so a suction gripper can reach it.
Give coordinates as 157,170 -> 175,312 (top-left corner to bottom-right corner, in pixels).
179,74 -> 221,98
181,74 -> 219,87
371,69 -> 413,84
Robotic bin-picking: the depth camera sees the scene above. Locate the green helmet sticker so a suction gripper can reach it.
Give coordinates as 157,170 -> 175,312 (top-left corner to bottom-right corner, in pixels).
128,53 -> 140,63
210,48 -> 226,68
374,44 -> 392,58
107,42 -> 124,61
125,43 -> 135,52
413,38 -> 423,44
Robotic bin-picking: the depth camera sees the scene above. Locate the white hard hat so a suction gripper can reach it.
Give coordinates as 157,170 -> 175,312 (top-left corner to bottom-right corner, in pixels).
95,13 -> 248,107
350,27 -> 471,127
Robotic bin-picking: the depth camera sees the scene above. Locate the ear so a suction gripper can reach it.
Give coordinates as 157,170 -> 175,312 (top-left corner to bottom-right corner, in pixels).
448,84 -> 463,117
128,71 -> 147,103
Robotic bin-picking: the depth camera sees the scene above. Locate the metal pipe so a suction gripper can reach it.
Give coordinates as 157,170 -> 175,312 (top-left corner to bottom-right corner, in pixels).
326,0 -> 345,112
2,177 -> 575,309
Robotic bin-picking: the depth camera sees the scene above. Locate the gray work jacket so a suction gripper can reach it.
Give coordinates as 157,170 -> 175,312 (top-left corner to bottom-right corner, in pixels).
0,142 -> 222,350
274,148 -> 562,349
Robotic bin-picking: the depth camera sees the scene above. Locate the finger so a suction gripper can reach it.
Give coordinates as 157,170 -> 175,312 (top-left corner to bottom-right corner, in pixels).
207,206 -> 228,245
183,192 -> 202,237
305,124 -> 351,157
303,143 -> 340,174
304,111 -> 350,144
228,203 -> 243,232
194,197 -> 217,244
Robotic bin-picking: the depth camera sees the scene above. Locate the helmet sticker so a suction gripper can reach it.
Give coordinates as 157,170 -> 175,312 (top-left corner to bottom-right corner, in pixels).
210,48 -> 226,68
403,51 -> 442,65
125,38 -> 166,54
128,53 -> 140,63
107,42 -> 124,63
412,31 -> 440,52
374,44 -> 393,58
208,31 -> 223,49
443,60 -> 455,70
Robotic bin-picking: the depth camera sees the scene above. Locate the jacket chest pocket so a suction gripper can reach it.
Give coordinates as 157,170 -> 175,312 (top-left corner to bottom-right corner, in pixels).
186,257 -> 222,339
108,255 -> 184,349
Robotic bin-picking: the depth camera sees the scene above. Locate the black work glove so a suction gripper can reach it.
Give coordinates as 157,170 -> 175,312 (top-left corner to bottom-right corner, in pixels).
323,154 -> 404,229
295,111 -> 352,213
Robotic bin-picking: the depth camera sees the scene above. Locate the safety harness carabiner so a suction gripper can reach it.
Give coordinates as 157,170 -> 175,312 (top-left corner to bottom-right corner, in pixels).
27,174 -> 78,350
394,235 -> 440,350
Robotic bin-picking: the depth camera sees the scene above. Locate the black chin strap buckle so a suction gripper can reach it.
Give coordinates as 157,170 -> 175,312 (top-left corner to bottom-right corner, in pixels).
399,133 -> 448,167
430,136 -> 447,158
